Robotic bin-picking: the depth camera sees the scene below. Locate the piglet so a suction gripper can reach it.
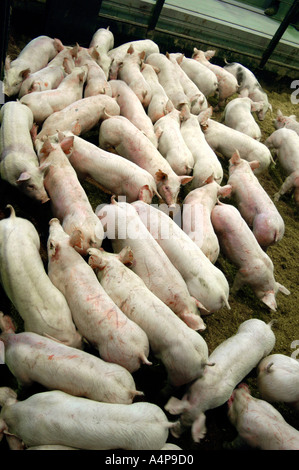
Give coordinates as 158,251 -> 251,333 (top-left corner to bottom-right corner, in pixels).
0,312 -> 141,405
257,354 -> 299,411
227,150 -> 285,248
74,45 -> 112,97
154,107 -> 194,176
0,388 -> 174,450
35,137 -> 104,255
0,101 -> 49,203
3,35 -> 64,96
180,106 -> 223,188
141,63 -> 174,124
264,128 -> 299,206
274,109 -> 299,135
88,246 -> 209,386
96,198 -> 204,331
132,200 -> 230,313
89,27 -> 114,78
223,96 -> 263,140
182,176 -> 232,263
192,49 -> 238,107
165,319 -> 275,442
20,66 -> 88,124
0,205 -> 81,348
223,61 -> 272,120
227,383 -> 299,450
211,202 -> 290,310
47,218 -> 150,373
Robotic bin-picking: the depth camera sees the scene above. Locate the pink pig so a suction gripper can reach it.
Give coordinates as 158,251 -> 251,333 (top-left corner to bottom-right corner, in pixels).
74,46 -> 112,97
182,176 -> 232,263
211,202 -> 290,310
192,49 -> 238,107
227,383 -> 299,450
89,27 -> 114,79
274,109 -> 299,135
227,150 -> 285,248
223,96 -> 263,140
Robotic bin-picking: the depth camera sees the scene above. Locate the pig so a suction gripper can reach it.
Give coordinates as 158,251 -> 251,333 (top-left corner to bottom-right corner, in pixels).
0,312 -> 141,404
35,93 -> 120,140
211,202 -> 290,310
165,319 -> 276,442
18,65 -> 65,98
96,198 -> 205,331
117,45 -> 152,108
0,388 -> 174,450
3,35 -> 64,96
141,62 -> 174,123
154,107 -> 194,176
0,205 -> 82,348
88,246 -> 209,386
182,176 -> 232,263
166,52 -> 208,114
192,49 -> 238,107
180,106 -> 223,188
0,101 -> 49,203
145,53 -> 190,110
89,27 -> 114,78
227,383 -> 299,450
274,109 -> 299,135
35,138 -> 104,256
54,131 -> 159,204
264,128 -> 299,206
227,150 -> 285,248
47,218 -> 150,373
132,200 -> 230,313
20,66 -> 88,124
109,79 -> 157,146
257,354 -> 299,411
223,61 -> 272,120
74,46 -> 112,97
108,39 -> 159,80
168,53 -> 218,98
198,107 -> 273,174
98,115 -> 192,205
223,96 -> 263,140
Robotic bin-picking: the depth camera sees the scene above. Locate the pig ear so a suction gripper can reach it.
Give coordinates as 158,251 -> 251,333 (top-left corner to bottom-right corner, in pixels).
191,413 -> 207,443
219,184 -> 232,198
139,50 -> 146,61
230,150 -> 241,165
155,169 -> 168,182
180,104 -> 190,122
88,248 -> 106,270
176,54 -> 184,65
20,68 -> 30,80
164,395 -> 191,415
204,50 -> 215,60
198,106 -> 213,127
204,174 -> 214,185
39,139 -> 54,158
138,184 -> 153,202
180,175 -> 193,185
118,246 -> 134,266
69,229 -> 83,250
249,160 -> 260,171
277,109 -> 282,117
90,47 -> 100,61
71,120 -> 81,136
276,282 -> 290,296
54,38 -> 64,53
127,44 -> 134,54
260,292 -> 277,311
155,126 -> 163,141
251,101 -> 264,112
39,161 -> 51,176
5,56 -> 11,70
16,171 -> 31,184
60,135 -> 74,155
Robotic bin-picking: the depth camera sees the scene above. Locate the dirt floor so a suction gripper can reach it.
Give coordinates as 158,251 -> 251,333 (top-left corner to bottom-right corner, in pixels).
0,30 -> 298,452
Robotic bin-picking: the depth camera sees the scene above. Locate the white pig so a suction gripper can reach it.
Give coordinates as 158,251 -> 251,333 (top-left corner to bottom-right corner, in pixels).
180,106 -> 223,188
154,107 -> 194,176
227,150 -> 285,248
274,109 -> 299,135
89,27 -> 114,78
47,218 -> 150,373
96,198 -> 205,331
223,96 -> 263,140
0,312 -> 141,404
74,46 -> 112,97
132,200 -> 230,313
165,319 -> 276,442
20,66 -> 88,124
3,35 -> 64,96
35,93 -> 120,140
257,354 -> 299,411
98,115 -> 192,205
211,202 -> 290,310
182,176 -> 232,263
0,101 -> 49,203
35,138 -> 104,255
0,388 -> 174,450
0,205 -> 81,348
264,128 -> 299,207
88,246 -> 209,386
227,383 -> 299,450
198,107 -> 273,174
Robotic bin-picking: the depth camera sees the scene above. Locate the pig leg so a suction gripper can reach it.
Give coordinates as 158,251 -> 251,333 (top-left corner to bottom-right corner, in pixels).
274,174 -> 296,201
231,270 -> 246,294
